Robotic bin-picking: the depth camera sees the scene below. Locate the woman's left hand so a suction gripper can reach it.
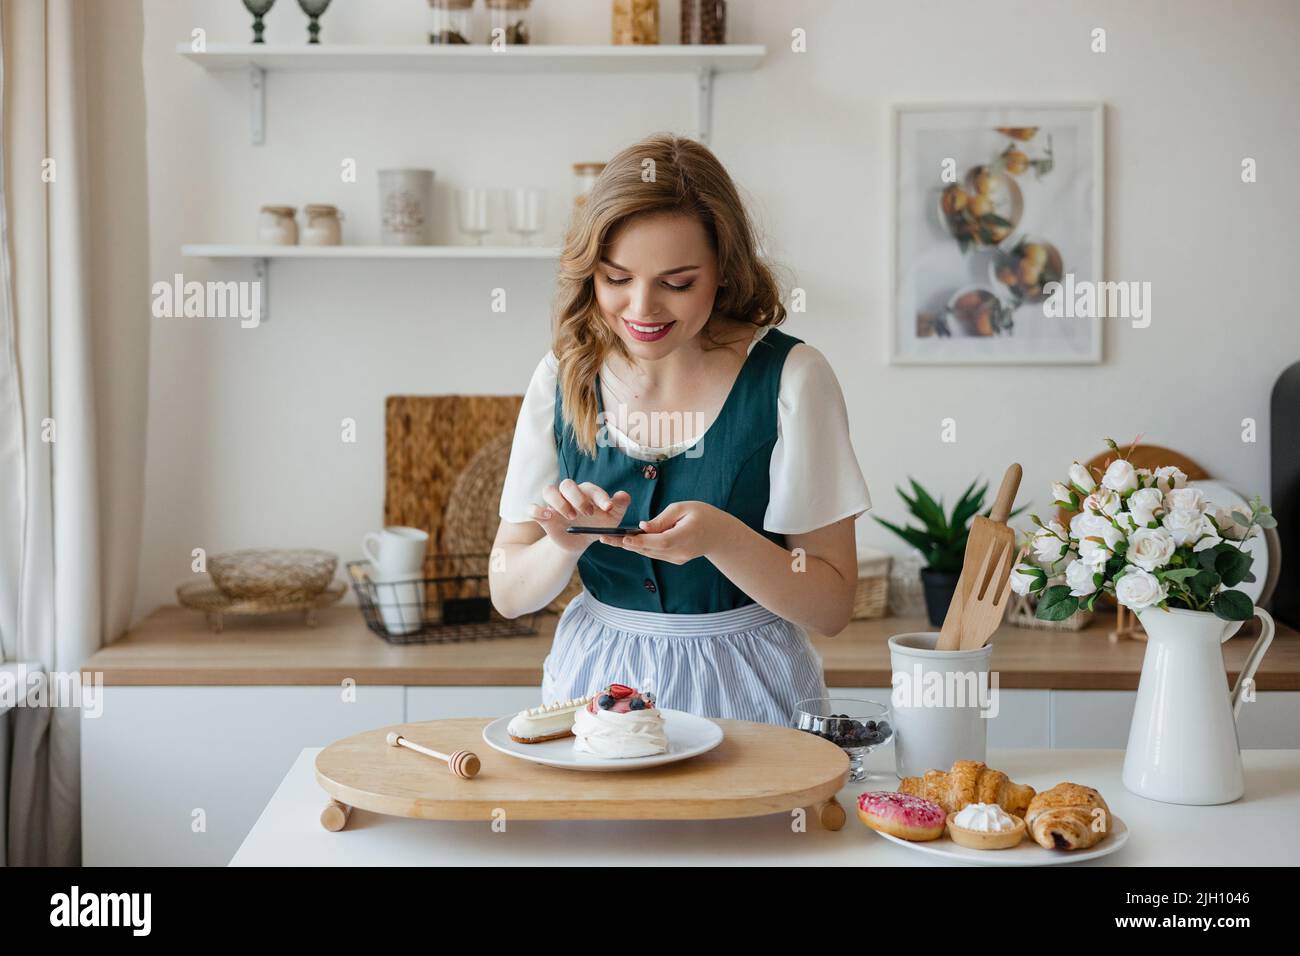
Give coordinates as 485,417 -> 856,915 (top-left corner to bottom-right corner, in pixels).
599,501 -> 727,565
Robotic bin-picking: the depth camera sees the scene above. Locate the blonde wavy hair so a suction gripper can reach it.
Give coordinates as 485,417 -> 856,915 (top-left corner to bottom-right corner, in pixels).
553,132 -> 787,458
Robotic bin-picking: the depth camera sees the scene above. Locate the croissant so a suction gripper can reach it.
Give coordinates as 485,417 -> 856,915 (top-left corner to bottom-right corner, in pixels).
897,760 -> 1035,818
1025,783 -> 1111,850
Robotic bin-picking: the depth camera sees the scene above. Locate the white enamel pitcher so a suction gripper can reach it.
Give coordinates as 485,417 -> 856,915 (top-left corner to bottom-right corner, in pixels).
1123,605 -> 1275,805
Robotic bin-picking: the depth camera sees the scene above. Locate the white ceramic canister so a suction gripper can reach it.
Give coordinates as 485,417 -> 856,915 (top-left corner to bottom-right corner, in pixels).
301,204 -> 343,245
888,631 -> 996,778
258,205 -> 298,245
379,169 -> 434,246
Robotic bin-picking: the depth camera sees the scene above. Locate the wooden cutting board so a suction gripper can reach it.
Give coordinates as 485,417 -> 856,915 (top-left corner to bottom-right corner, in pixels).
384,395 -> 524,555
315,717 -> 850,825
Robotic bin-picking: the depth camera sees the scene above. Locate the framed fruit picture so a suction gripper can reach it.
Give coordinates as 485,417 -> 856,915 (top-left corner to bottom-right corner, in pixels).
890,103 -> 1104,364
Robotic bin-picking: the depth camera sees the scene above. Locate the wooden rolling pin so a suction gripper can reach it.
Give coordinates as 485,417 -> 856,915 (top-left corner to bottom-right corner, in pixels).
386,732 -> 481,778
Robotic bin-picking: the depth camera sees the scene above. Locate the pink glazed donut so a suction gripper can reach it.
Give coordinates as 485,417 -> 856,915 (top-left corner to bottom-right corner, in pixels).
857,791 -> 946,842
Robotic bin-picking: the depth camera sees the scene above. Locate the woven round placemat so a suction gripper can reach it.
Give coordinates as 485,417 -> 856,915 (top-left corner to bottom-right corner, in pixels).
442,430 -> 583,613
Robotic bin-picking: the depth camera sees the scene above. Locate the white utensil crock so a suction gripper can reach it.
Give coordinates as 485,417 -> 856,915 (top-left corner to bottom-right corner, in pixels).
888,632 -> 995,779
1123,605 -> 1275,805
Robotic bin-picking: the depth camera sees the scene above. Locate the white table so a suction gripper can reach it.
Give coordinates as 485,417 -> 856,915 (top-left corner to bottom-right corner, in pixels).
231,745 -> 1300,866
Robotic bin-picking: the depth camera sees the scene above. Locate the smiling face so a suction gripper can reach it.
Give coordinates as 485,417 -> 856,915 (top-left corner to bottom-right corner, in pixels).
594,213 -> 722,360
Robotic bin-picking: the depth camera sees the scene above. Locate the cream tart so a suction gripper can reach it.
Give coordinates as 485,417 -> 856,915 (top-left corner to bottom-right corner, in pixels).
506,695 -> 593,744
945,802 -> 1027,850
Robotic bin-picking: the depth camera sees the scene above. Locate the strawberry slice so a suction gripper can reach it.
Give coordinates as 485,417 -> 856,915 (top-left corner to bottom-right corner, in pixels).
608,683 -> 636,699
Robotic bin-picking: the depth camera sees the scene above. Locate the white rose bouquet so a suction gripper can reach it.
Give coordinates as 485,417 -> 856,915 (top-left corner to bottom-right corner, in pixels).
1011,438 -> 1275,622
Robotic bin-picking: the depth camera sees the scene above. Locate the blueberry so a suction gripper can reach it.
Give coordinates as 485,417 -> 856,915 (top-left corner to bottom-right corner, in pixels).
865,720 -> 877,732
629,697 -> 645,710
598,694 -> 615,709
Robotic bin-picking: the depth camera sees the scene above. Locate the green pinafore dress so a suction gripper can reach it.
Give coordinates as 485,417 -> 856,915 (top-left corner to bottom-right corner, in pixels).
540,327 -> 829,725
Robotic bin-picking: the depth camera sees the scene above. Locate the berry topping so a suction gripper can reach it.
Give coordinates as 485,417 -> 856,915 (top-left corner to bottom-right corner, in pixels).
608,683 -> 636,699
598,694 -> 615,710
629,697 -> 645,710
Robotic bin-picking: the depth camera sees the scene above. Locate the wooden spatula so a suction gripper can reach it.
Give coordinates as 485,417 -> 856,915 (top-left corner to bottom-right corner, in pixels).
958,540 -> 1026,650
937,463 -> 1022,650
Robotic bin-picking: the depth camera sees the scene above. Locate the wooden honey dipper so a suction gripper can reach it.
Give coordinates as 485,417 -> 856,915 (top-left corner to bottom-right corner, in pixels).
386,731 -> 480,778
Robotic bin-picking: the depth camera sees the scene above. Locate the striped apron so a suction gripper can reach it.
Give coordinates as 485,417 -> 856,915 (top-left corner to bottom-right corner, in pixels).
541,588 -> 829,726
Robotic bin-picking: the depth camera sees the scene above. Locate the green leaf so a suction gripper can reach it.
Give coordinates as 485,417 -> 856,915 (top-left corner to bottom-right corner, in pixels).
908,478 -> 950,537
1190,569 -> 1221,601
1036,585 -> 1079,621
1160,567 -> 1201,583
1214,546 -> 1252,588
1213,590 -> 1254,622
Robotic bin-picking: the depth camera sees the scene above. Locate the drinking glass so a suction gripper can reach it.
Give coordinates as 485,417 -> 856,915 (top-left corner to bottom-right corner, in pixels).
506,188 -> 545,245
457,187 -> 494,245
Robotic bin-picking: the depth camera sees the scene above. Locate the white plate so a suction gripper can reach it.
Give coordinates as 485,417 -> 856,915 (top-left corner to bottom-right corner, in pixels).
872,814 -> 1129,866
481,708 -> 724,772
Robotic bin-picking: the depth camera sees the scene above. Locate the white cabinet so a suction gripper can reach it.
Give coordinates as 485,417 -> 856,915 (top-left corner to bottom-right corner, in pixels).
835,688 -> 1052,751
81,686 -> 403,866
406,686 -> 541,722
1050,690 -> 1300,749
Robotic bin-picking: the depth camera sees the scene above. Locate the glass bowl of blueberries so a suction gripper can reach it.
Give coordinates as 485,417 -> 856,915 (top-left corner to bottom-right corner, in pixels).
792,697 -> 893,782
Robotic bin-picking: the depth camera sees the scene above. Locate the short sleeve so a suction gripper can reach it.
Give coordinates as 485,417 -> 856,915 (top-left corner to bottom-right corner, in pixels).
764,344 -> 872,535
498,351 -> 561,523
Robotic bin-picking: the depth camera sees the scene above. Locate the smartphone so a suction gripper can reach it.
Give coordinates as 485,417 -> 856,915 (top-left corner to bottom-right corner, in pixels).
566,525 -> 644,536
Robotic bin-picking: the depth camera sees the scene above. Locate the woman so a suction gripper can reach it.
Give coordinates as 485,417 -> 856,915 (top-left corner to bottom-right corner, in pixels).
490,132 -> 871,725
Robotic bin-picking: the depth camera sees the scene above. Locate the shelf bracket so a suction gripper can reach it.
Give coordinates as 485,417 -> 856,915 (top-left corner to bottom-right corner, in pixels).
694,67 -> 715,145
249,65 -> 266,145
253,257 -> 269,324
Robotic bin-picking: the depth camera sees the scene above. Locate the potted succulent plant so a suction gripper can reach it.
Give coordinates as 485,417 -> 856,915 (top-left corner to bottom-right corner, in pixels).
874,478 -> 1026,626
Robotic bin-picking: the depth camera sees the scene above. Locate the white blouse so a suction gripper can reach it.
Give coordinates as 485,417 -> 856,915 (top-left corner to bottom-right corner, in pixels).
498,326 -> 872,535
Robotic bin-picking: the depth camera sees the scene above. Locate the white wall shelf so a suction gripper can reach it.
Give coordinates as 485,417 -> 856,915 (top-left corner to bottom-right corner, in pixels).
177,42 -> 766,144
182,244 -> 560,321
182,244 -> 560,259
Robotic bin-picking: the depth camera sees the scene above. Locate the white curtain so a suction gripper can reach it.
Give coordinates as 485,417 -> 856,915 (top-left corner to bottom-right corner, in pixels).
1,0 -> 149,867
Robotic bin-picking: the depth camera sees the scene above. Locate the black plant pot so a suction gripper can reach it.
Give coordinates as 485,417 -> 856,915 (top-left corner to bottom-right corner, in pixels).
920,568 -> 960,628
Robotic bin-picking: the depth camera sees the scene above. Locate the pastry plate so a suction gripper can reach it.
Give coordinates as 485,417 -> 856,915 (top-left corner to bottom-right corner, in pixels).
872,815 -> 1129,866
481,708 -> 724,772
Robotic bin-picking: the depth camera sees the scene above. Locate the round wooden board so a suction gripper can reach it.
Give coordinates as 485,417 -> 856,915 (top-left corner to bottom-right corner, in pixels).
315,717 -> 849,822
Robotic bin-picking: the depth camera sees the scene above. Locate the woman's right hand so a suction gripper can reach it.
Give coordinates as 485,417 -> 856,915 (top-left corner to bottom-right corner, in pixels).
530,479 -> 632,554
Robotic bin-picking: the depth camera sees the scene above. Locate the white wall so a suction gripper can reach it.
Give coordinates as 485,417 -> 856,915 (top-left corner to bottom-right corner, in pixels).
133,0 -> 1300,623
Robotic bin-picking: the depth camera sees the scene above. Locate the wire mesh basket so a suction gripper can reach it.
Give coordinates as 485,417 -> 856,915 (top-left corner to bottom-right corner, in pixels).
347,554 -> 537,644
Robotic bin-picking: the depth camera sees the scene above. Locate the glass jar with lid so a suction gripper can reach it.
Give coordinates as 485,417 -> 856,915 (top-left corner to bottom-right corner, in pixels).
681,0 -> 726,44
612,0 -> 659,45
486,0 -> 531,45
428,0 -> 474,45
572,162 -> 606,212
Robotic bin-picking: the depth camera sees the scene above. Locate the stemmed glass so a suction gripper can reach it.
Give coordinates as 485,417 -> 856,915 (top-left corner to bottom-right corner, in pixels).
297,0 -> 332,44
506,188 -> 545,246
457,188 -> 494,245
793,697 -> 894,783
242,0 -> 276,43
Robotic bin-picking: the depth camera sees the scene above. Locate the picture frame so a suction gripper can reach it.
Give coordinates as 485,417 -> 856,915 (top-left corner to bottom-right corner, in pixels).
889,102 -> 1105,365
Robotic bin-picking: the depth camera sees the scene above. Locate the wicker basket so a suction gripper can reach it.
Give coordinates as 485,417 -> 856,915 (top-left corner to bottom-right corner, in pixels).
852,548 -> 892,620
1007,592 -> 1093,631
441,430 -> 583,613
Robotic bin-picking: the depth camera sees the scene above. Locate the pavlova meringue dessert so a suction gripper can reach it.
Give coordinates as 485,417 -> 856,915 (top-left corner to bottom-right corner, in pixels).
572,683 -> 668,758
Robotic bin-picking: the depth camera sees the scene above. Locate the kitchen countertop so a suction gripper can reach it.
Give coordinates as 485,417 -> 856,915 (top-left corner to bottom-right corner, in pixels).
230,744 -> 1300,866
82,604 -> 1300,690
